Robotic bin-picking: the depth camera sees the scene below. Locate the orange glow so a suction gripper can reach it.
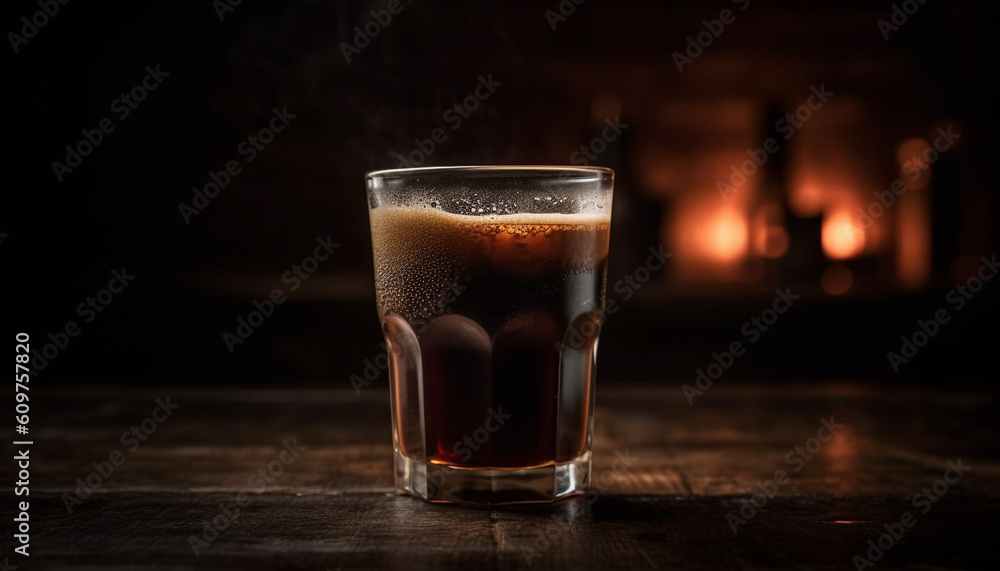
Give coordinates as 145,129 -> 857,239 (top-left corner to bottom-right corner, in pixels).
821,264 -> 853,295
896,137 -> 930,168
789,179 -> 824,218
704,209 -> 748,262
897,189 -> 930,289
901,164 -> 931,192
671,176 -> 751,282
752,204 -> 788,259
823,424 -> 857,477
755,204 -> 784,225
822,210 -> 865,259
755,225 -> 789,258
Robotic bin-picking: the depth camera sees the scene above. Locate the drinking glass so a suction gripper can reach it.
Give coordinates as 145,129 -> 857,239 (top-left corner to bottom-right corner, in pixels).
365,166 -> 613,505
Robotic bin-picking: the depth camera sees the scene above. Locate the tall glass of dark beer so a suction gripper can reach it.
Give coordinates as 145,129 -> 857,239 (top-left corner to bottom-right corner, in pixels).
365,166 -> 613,505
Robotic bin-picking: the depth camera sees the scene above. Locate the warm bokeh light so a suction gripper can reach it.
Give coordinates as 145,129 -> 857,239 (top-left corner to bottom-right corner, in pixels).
896,137 -> 930,168
821,263 -> 853,295
672,189 -> 751,282
823,424 -> 858,478
704,209 -> 748,262
897,190 -> 931,289
755,226 -> 790,259
654,105 -> 957,287
752,204 -> 789,259
822,209 -> 865,259
789,178 -> 824,218
901,163 -> 931,191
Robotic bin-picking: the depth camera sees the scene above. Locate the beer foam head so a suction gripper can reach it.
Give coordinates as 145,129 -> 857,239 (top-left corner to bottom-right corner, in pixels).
366,166 -> 613,217
369,206 -> 610,323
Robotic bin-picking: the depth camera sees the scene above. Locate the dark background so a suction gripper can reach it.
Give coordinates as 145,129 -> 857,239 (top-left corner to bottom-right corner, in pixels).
5,0 -> 998,388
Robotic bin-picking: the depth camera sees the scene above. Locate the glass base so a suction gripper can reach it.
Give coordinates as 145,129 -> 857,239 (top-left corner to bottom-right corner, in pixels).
395,450 -> 591,506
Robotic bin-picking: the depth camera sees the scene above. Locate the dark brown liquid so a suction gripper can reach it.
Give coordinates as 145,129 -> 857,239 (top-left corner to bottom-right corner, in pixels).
372,208 -> 609,468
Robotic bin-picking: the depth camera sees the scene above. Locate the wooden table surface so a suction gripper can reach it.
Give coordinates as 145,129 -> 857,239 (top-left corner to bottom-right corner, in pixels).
3,384 -> 998,570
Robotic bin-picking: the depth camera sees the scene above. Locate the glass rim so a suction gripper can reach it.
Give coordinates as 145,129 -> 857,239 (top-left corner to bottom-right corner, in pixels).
365,165 -> 614,180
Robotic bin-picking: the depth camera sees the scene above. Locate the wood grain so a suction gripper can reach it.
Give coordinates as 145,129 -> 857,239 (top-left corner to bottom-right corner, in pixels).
2,383 -> 997,569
